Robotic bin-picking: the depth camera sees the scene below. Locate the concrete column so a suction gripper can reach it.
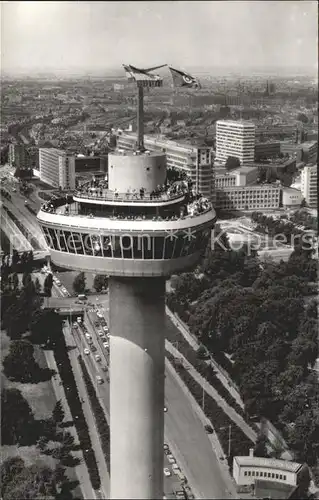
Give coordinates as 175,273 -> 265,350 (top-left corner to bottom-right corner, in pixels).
109,276 -> 165,500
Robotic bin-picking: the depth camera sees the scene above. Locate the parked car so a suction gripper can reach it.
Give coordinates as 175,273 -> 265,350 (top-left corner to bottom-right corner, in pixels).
84,348 -> 90,355
95,354 -> 101,362
103,341 -> 109,349
98,330 -> 104,337
103,326 -> 109,332
167,454 -> 175,464
96,375 -> 104,384
163,467 -> 171,477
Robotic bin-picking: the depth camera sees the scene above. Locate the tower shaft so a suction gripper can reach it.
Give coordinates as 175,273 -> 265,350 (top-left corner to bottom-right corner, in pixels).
109,276 -> 165,499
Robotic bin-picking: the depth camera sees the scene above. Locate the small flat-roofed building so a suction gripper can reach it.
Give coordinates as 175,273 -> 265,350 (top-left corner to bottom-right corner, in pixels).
233,456 -> 305,488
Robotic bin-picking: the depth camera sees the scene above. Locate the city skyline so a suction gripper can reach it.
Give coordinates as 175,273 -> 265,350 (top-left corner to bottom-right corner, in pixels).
2,1 -> 318,76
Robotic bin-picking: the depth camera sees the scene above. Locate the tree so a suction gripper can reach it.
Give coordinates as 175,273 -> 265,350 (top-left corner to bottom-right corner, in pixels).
73,272 -> 86,294
3,339 -> 54,383
297,113 -> 308,124
254,434 -> 269,458
0,457 -> 25,497
93,274 -> 108,293
11,273 -> 19,292
43,273 -> 53,297
22,271 -> 32,288
52,400 -> 65,424
225,156 -> 240,171
1,388 -> 35,445
34,277 -> 42,295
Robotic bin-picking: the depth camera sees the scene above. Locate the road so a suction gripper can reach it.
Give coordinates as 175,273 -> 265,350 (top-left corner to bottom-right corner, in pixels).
84,298 -> 234,499
36,272 -> 235,498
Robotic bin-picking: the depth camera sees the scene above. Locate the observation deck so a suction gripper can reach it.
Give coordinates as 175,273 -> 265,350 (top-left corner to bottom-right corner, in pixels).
37,150 -> 216,276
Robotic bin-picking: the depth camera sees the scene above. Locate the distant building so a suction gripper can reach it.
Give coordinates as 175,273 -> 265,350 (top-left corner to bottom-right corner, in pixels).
39,148 -> 75,190
281,187 -> 302,209
113,83 -> 125,91
116,132 -> 214,200
215,120 -> 255,165
233,453 -> 309,499
215,184 -> 281,211
255,142 -> 281,161
75,155 -> 108,175
215,165 -> 259,188
280,141 -> 317,164
301,164 -> 317,207
8,144 -> 30,169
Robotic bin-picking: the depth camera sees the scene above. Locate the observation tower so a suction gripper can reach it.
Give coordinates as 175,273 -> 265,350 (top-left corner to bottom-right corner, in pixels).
37,65 -> 216,500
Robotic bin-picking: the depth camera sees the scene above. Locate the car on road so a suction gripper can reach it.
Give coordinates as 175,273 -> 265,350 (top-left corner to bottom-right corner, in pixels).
97,312 -> 103,318
101,365 -> 108,372
96,375 -> 104,384
103,326 -> 109,332
73,322 -> 78,328
164,443 -> 170,454
78,294 -> 87,301
84,348 -> 90,355
85,333 -> 92,340
91,345 -> 97,352
163,467 -> 171,477
164,406 -> 168,412
204,424 -> 214,434
103,341 -> 109,349
167,454 -> 175,464
98,331 -> 104,337
172,464 -> 180,473
95,354 -> 101,362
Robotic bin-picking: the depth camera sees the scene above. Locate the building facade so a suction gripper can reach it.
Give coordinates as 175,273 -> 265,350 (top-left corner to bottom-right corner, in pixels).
215,166 -> 259,189
255,141 -> 281,161
75,155 -> 108,175
215,184 -> 281,211
8,143 -> 30,169
301,164 -> 317,207
116,132 -> 214,200
233,455 -> 305,488
215,120 -> 256,165
39,148 -> 75,189
58,153 -> 76,190
281,187 -> 303,209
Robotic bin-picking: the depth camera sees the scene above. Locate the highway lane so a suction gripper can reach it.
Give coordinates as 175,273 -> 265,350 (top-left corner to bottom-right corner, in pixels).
164,363 -> 232,499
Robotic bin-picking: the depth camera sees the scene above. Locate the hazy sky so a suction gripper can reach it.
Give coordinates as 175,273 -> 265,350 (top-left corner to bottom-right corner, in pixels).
2,1 -> 318,74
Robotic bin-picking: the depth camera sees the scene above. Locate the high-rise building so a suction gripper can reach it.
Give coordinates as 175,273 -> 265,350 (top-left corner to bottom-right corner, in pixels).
37,69 -> 216,500
215,120 -> 255,165
8,143 -> 30,169
301,165 -> 317,207
116,132 -> 214,200
39,148 -> 75,189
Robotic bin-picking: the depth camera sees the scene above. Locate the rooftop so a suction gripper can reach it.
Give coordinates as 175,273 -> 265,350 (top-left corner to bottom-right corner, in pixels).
234,456 -> 303,473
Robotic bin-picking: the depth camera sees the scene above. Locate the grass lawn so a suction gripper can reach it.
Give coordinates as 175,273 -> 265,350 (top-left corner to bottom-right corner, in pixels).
0,330 -> 83,498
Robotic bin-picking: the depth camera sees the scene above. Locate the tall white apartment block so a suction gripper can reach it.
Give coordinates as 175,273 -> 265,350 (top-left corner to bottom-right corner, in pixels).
59,153 -> 76,190
39,148 -> 75,190
216,120 -> 256,165
301,165 -> 317,207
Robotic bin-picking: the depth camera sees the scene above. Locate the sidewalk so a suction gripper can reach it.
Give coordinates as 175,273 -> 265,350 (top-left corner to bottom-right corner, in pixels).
166,307 -> 293,459
65,329 -> 110,499
166,341 -> 257,444
166,306 -> 243,407
43,349 -> 96,500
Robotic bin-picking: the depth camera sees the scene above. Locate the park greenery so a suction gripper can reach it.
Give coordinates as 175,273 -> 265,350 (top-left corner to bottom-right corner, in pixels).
1,267 -> 101,492
166,226 -> 319,470
72,272 -> 86,294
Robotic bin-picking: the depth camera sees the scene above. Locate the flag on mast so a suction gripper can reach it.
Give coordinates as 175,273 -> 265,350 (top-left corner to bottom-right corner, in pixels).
169,67 -> 201,89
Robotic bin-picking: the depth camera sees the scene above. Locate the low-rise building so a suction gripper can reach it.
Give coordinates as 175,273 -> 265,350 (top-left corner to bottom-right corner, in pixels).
74,155 -> 108,174
215,165 -> 259,189
215,184 -> 281,211
281,187 -> 303,209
